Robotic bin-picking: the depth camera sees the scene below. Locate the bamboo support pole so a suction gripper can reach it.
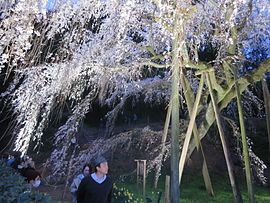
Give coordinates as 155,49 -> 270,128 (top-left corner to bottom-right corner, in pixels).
206,73 -> 243,203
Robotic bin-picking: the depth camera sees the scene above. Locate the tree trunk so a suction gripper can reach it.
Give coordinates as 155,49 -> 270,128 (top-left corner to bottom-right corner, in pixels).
170,12 -> 180,203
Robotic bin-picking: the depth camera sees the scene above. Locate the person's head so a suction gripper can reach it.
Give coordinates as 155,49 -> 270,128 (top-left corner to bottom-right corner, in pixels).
25,169 -> 41,188
93,155 -> 108,175
0,152 -> 9,160
82,164 -> 91,177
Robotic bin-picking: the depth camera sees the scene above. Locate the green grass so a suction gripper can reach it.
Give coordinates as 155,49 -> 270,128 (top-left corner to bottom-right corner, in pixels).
114,173 -> 270,203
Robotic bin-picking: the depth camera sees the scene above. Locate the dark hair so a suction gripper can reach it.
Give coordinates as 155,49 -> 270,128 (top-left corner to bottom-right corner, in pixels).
21,168 -> 41,182
0,152 -> 9,160
94,163 -> 101,172
82,164 -> 91,173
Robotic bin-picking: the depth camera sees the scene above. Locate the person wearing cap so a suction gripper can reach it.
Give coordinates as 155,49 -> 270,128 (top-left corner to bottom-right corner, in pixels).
77,155 -> 113,203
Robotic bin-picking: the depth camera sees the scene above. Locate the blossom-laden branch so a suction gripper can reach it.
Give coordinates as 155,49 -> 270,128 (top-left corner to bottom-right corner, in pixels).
0,0 -> 269,165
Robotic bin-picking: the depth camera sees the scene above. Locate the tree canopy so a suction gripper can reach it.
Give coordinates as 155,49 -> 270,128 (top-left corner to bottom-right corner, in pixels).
0,1 -> 269,192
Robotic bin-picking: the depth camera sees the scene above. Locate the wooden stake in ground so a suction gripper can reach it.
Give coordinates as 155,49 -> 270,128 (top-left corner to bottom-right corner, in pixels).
135,159 -> 147,199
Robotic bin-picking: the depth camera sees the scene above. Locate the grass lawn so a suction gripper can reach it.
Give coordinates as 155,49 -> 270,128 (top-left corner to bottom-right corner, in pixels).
114,173 -> 270,203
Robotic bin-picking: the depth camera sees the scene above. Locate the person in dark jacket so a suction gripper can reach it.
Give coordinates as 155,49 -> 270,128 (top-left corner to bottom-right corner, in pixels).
77,155 -> 113,203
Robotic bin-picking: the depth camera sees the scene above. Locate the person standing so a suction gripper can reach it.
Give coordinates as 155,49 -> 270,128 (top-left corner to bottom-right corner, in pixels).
77,156 -> 113,203
70,164 -> 91,203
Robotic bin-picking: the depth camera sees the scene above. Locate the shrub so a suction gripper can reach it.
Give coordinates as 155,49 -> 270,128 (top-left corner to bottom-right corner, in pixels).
0,160 -> 51,203
113,184 -> 143,203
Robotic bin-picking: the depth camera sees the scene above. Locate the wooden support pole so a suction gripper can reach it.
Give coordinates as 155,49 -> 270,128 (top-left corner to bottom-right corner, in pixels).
164,175 -> 170,203
206,73 -> 243,203
136,160 -> 140,189
262,79 -> 270,150
135,159 -> 147,199
234,68 -> 255,203
143,160 -> 146,199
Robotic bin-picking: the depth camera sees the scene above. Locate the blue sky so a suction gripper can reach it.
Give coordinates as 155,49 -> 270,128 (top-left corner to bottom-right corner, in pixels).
46,0 -> 78,11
